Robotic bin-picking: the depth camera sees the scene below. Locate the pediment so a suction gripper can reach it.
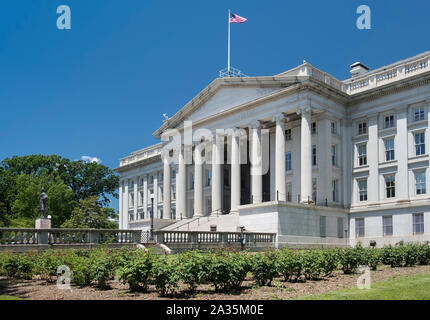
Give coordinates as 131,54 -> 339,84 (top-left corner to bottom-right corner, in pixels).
183,86 -> 284,124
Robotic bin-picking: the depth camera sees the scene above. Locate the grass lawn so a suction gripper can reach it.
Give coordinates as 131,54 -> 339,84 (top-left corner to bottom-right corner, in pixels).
300,272 -> 430,300
0,295 -> 23,300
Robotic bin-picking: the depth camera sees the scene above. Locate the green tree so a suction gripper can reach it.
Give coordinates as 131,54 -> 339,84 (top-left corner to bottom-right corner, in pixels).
62,196 -> 118,229
0,154 -> 119,227
10,174 -> 76,227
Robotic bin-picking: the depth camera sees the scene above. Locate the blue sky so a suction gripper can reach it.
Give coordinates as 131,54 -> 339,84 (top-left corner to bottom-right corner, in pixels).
1,0 -> 429,211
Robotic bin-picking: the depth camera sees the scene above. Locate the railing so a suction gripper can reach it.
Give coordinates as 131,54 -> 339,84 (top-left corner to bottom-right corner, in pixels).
345,54 -> 430,94
0,228 -> 142,246
155,230 -> 276,245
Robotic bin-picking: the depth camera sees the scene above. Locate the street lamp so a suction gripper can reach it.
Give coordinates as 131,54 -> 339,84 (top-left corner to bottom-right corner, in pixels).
150,193 -> 155,241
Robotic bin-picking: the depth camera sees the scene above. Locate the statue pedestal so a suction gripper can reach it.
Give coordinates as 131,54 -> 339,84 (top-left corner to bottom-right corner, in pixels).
35,218 -> 51,244
35,218 -> 51,229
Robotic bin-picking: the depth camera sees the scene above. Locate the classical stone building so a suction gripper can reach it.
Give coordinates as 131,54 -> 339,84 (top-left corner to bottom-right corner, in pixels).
116,51 -> 430,248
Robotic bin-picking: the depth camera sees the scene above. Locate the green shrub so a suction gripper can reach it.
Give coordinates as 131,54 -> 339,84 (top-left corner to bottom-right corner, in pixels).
178,250 -> 210,293
2,253 -> 35,279
117,249 -> 153,292
403,244 -> 419,267
250,250 -> 279,286
89,249 -> 117,289
417,243 -> 430,265
381,245 -> 404,268
321,249 -> 341,276
35,250 -> 66,282
206,251 -> 250,292
338,247 -> 364,274
301,250 -> 327,280
152,255 -> 180,296
362,248 -> 381,271
276,249 -> 298,281
0,251 -> 12,277
70,256 -> 93,287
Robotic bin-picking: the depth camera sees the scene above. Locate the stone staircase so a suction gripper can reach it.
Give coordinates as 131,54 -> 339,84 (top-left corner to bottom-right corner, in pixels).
160,212 -> 240,232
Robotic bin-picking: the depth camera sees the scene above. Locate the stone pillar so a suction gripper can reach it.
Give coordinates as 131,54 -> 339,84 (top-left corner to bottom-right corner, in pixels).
317,116 -> 332,203
273,113 -> 286,201
297,106 -> 312,203
118,181 -> 123,228
133,178 -> 138,219
124,180 -> 129,226
211,133 -> 223,215
163,157 -> 172,219
250,121 -> 263,204
143,175 -> 148,219
396,107 -> 409,200
231,128 -> 241,212
177,148 -> 187,220
341,120 -> 352,208
153,173 -> 158,218
368,115 -> 379,203
194,146 -> 204,216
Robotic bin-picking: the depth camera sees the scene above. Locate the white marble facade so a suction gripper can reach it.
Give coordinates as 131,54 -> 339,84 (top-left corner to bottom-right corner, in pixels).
116,51 -> 430,247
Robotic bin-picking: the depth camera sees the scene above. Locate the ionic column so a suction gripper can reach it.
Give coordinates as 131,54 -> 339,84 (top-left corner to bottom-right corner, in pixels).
143,175 -> 148,219
317,115 -> 332,203
133,178 -> 138,219
273,113 -> 286,201
193,145 -> 204,217
297,106 -> 312,203
396,107 -> 409,200
177,147 -> 187,219
231,128 -> 241,212
124,180 -> 129,225
211,133 -> 223,215
250,121 -> 263,204
153,173 -> 158,218
368,115 -> 379,203
119,181 -> 123,228
163,156 -> 172,219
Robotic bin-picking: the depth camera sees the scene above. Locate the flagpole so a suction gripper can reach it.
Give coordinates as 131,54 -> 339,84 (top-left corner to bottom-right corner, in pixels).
227,9 -> 231,76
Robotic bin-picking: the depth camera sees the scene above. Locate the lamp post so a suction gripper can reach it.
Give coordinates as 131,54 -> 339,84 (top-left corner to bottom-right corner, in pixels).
150,193 -> 155,241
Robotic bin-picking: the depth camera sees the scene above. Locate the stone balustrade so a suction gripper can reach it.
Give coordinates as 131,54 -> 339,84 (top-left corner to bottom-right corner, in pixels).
154,230 -> 275,245
0,228 -> 142,247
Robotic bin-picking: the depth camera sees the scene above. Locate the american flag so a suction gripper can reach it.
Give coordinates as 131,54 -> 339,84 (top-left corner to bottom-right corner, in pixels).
229,13 -> 247,24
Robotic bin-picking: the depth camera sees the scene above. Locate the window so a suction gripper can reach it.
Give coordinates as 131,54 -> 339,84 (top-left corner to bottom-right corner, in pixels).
190,174 -> 194,190
128,192 -> 134,208
311,122 -> 317,134
358,144 -> 367,166
224,168 -> 230,186
206,197 -> 212,215
414,107 -> 425,122
138,190 -> 143,207
206,169 -> 212,187
358,122 -> 367,135
337,218 -> 344,238
286,129 -> 292,141
413,213 -> 424,234
159,187 -> 163,202
171,185 -> 176,200
383,216 -> 393,236
332,145 -> 338,166
358,179 -> 368,202
331,121 -> 337,134
332,179 -> 338,202
356,218 -> 365,237
415,132 -> 425,156
149,176 -> 154,184
384,138 -> 395,161
385,175 -> 396,199
312,145 -> 317,166
312,179 -> 317,202
320,216 -> 326,238
416,171 -> 426,195
384,115 -> 395,128
285,152 -> 292,171
286,182 -> 292,201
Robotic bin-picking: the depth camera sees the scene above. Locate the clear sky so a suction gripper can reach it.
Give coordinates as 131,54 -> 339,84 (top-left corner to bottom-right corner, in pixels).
1,0 -> 429,211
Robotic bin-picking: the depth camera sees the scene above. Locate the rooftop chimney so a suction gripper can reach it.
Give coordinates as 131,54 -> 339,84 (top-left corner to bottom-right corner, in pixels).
350,62 -> 369,77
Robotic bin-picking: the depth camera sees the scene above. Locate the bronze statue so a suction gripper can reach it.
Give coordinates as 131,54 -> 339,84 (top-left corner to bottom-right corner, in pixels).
38,189 -> 49,218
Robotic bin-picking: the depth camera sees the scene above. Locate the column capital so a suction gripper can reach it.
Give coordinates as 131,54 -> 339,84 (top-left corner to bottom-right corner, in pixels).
296,105 -> 312,115
248,120 -> 261,129
272,113 -> 285,124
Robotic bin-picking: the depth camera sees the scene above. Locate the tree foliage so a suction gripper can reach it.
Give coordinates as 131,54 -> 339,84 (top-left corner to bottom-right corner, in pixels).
62,196 -> 117,229
0,154 -> 119,228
